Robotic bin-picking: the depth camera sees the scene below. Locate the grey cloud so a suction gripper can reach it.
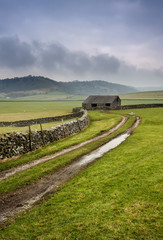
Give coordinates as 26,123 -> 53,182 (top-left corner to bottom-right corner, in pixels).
0,36 -> 163,87
0,36 -> 36,68
38,42 -> 121,75
0,37 -> 121,75
34,42 -> 163,87
0,37 -> 121,76
91,54 -> 120,74
39,43 -> 70,71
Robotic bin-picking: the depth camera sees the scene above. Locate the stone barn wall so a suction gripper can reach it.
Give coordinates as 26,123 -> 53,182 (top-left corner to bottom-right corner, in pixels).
0,110 -> 89,160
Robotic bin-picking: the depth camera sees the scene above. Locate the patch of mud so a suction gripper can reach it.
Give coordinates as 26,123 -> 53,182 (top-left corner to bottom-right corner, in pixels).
0,116 -> 128,182
0,117 -> 140,226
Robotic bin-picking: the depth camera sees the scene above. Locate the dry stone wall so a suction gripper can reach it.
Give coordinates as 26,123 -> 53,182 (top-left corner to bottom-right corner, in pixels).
117,103 -> 163,110
0,111 -> 83,127
0,110 -> 89,160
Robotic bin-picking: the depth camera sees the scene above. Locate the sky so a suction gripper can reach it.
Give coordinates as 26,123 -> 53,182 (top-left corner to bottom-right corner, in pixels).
0,0 -> 163,88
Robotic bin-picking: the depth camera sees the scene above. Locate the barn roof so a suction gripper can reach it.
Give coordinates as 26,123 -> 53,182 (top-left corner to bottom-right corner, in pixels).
83,95 -> 120,104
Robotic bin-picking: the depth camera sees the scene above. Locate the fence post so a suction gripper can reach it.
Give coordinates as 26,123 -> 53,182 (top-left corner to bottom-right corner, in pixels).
29,125 -> 32,151
40,123 -> 45,146
62,119 -> 68,137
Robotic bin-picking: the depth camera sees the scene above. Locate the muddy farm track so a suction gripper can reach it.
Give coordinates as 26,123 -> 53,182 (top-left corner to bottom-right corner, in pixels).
0,116 -> 140,226
0,116 -> 127,182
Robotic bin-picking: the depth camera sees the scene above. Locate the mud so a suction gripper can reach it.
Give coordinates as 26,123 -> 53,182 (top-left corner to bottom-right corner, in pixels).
0,117 -> 140,226
0,116 -> 128,182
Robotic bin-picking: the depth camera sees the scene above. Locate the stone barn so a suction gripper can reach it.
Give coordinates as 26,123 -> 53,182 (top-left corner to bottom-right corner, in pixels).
82,95 -> 121,110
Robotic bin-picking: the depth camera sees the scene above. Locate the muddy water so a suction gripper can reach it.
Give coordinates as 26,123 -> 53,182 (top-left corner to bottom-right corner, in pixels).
76,133 -> 130,167
0,117 -> 140,225
0,116 -> 128,182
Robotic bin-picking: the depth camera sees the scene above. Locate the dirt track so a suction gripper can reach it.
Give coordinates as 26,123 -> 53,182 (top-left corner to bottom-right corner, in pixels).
0,116 -> 140,226
0,116 -> 127,182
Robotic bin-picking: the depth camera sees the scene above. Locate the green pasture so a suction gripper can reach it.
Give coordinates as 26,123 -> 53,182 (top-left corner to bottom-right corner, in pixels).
0,99 -> 163,123
120,90 -> 163,99
122,99 -> 163,105
0,101 -> 81,121
0,107 -> 162,239
14,91 -> 84,101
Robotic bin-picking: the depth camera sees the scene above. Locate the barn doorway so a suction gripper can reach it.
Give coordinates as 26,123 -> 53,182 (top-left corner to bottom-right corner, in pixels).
105,103 -> 111,107
91,104 -> 97,107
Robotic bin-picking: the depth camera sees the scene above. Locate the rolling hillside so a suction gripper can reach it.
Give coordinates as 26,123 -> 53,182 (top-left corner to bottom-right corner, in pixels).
0,76 -> 137,98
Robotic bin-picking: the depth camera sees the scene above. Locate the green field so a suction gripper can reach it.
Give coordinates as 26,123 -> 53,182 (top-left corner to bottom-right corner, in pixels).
120,90 -> 163,99
0,99 -> 163,135
16,91 -> 85,101
122,99 -> 163,105
0,98 -> 163,123
0,101 -> 81,122
0,106 -> 162,239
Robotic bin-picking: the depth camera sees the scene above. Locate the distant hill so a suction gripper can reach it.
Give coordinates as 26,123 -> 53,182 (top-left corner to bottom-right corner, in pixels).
0,76 -> 137,98
120,90 -> 163,99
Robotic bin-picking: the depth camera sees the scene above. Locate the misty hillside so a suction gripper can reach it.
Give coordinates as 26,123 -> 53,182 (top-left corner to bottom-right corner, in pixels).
0,76 -> 137,98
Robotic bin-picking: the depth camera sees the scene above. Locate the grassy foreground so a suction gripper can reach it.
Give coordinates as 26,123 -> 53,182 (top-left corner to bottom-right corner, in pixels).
0,115 -> 135,195
0,108 -> 162,239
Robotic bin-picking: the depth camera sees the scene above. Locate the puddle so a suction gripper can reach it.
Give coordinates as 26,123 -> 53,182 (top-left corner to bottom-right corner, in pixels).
77,133 -> 130,166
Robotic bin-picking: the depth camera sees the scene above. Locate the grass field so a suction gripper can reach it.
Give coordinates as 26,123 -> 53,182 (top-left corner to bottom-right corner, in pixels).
122,99 -> 163,105
120,90 -> 163,99
0,101 -> 81,121
0,107 -> 162,239
16,91 -> 85,100
0,98 -> 163,123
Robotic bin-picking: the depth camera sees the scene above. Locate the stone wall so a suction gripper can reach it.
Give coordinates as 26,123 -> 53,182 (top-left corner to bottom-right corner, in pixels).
117,103 -> 163,110
82,103 -> 163,111
0,110 -> 89,160
0,111 -> 84,127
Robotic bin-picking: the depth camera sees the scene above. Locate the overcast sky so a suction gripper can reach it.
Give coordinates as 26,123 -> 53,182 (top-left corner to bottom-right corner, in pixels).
0,0 -> 163,88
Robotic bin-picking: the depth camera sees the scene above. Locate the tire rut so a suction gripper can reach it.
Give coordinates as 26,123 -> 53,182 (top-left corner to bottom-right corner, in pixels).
0,116 -> 128,182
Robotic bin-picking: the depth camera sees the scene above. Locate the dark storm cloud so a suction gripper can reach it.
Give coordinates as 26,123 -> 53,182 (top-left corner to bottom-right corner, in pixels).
0,36 -> 36,68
